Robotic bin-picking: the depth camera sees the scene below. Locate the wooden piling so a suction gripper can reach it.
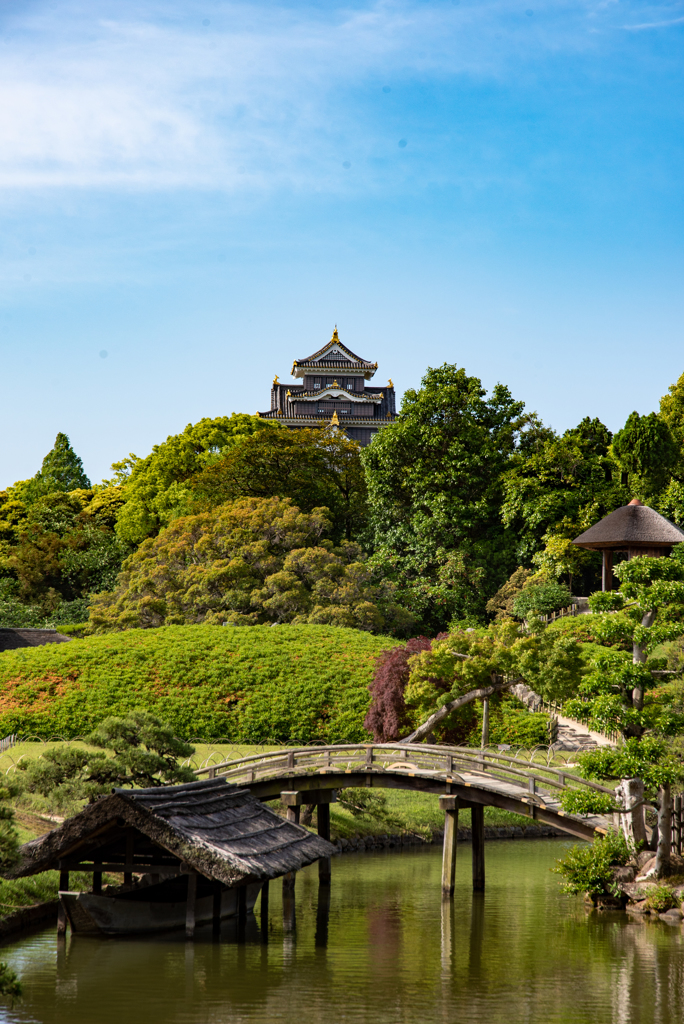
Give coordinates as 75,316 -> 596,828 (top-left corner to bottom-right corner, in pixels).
185,872 -> 197,939
237,885 -> 247,938
317,803 -> 332,885
212,882 -> 222,936
439,795 -> 459,898
57,867 -> 69,935
92,863 -> 102,895
471,804 -> 485,892
260,879 -> 269,941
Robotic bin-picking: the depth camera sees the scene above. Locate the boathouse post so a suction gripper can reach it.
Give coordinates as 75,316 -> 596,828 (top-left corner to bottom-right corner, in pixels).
185,871 -> 197,938
212,882 -> 222,935
260,879 -> 269,941
439,795 -> 459,898
471,804 -> 485,891
283,801 -> 300,891
57,864 -> 69,935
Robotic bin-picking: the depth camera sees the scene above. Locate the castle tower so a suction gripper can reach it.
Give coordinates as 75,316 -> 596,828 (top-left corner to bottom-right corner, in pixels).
257,328 -> 397,446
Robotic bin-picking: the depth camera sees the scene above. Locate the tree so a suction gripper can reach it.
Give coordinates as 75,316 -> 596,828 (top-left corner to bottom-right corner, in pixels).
564,549 -> 684,740
21,433 -> 90,503
501,416 -> 627,588
189,425 -> 368,542
89,496 -> 414,634
659,369 -> 684,452
612,412 -> 679,497
362,364 -> 526,629
364,621 -> 583,743
18,711 -> 195,804
113,414 -> 275,545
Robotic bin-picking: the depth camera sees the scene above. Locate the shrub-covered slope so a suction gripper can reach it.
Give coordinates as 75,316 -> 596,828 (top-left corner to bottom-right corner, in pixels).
0,625 -> 399,741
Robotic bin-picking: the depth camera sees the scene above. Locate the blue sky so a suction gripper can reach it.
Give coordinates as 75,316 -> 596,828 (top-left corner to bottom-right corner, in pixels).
1,0 -> 684,487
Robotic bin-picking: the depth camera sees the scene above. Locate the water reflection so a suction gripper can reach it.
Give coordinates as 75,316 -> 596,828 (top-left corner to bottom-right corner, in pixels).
2,841 -> 684,1024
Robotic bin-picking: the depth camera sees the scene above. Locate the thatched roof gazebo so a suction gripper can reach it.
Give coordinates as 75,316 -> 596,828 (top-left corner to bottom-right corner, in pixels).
573,499 -> 684,590
5,777 -> 334,937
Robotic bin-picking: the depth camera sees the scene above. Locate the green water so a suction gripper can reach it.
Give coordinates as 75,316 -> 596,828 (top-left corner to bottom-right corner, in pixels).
2,839 -> 684,1024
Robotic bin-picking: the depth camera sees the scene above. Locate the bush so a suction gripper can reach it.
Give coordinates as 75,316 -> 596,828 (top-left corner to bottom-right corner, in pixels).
512,582 -> 572,619
559,789 -> 617,816
0,624 -> 398,742
555,830 -> 631,898
645,886 -> 680,913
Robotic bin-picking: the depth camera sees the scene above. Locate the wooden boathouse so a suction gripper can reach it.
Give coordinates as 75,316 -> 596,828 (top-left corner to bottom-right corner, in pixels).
4,777 -> 335,937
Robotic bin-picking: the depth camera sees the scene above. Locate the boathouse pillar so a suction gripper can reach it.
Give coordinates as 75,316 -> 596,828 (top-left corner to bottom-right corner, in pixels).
439,795 -> 459,898
57,864 -> 69,935
317,803 -> 332,885
185,871 -> 197,938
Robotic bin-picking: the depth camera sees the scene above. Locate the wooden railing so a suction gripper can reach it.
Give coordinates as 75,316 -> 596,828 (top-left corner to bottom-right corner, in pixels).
193,742 -> 616,801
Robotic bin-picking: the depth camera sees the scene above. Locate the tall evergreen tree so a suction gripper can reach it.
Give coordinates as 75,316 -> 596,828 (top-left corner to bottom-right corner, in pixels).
26,433 -> 90,501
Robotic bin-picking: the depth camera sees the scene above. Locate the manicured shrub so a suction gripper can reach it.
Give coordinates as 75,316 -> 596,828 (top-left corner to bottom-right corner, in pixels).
555,830 -> 630,899
0,624 -> 399,742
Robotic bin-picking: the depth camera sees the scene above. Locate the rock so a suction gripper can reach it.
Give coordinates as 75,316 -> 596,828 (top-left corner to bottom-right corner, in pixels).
635,856 -> 657,880
612,866 -> 636,883
636,851 -> 655,870
626,900 -> 649,914
659,909 -> 683,924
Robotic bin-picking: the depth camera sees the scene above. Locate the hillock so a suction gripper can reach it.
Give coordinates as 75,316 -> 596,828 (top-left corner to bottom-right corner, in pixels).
0,625 -> 399,742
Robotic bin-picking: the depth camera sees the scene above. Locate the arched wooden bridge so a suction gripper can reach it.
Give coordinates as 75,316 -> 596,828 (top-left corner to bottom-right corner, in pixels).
195,743 -> 615,896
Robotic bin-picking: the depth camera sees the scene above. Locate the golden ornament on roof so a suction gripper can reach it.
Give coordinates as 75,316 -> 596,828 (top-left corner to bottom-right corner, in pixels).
330,410 -> 340,426
388,378 -> 393,387
332,380 -> 339,388
273,374 -> 280,385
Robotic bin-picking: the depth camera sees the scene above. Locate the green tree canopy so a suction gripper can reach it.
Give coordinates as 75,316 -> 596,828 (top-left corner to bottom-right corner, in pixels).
21,433 -> 91,503
189,425 -> 368,542
18,710 -> 195,804
612,411 -> 679,497
90,496 -> 413,634
361,363 -> 525,629
501,416 -> 627,588
113,414 -> 276,545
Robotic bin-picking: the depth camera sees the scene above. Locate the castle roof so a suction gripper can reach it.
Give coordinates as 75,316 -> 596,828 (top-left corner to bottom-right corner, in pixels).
291,328 -> 377,378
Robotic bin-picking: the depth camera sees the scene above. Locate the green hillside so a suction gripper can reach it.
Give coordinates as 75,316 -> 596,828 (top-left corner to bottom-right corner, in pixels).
0,625 -> 399,742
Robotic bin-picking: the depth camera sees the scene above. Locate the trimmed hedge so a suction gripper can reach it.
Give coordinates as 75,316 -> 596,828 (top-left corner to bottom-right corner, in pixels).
0,624 -> 400,742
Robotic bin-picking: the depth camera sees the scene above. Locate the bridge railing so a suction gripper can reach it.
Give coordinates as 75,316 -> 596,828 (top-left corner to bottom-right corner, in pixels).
194,742 -> 615,800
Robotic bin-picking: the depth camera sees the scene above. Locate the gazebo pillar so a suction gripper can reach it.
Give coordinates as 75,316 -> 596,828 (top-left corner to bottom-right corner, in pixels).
601,550 -> 613,592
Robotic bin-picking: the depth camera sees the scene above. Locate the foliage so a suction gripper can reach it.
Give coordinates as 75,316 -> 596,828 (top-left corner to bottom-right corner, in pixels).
612,412 -> 680,497
0,624 -> 397,741
564,650 -> 684,741
466,692 -> 551,747
363,637 -> 434,741
555,830 -> 631,898
575,736 -> 683,793
501,416 -> 627,589
559,789 -> 617,816
362,363 -> 526,629
0,962 -> 21,1004
364,621 -> 583,743
113,414 -> 274,545
18,711 -> 195,802
645,886 -> 680,912
544,611 -> 634,650
0,787 -> 19,869
485,566 -> 532,621
18,433 -> 91,505
90,496 -> 412,634
512,581 -> 572,619
190,425 -> 368,543
336,788 -> 407,833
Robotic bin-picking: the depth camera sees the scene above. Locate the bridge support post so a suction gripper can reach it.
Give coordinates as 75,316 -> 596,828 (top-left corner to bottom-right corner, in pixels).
472,804 -> 485,891
317,803 -> 332,885
439,795 -> 459,898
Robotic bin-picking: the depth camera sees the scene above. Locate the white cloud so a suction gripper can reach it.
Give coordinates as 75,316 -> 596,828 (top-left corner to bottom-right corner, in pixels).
0,0 -> 675,192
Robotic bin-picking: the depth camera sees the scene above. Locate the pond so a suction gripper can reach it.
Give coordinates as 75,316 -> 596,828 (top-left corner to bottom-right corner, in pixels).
2,839 -> 684,1024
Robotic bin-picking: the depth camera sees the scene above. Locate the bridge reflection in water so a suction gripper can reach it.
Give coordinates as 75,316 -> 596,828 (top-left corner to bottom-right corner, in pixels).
195,743 -> 614,898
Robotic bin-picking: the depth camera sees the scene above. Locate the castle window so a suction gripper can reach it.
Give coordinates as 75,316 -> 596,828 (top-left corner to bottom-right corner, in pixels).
314,378 -> 321,390
347,378 -> 356,390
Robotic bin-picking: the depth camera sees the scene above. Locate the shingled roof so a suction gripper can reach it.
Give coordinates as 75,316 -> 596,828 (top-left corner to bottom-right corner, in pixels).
0,628 -> 71,653
5,778 -> 334,885
573,500 -> 684,551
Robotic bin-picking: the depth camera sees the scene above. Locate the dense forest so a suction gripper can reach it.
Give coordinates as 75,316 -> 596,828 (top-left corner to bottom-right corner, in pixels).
2,361 -> 683,635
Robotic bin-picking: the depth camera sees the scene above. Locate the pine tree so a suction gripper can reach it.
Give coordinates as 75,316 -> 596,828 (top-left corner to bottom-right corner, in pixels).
27,433 -> 91,500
